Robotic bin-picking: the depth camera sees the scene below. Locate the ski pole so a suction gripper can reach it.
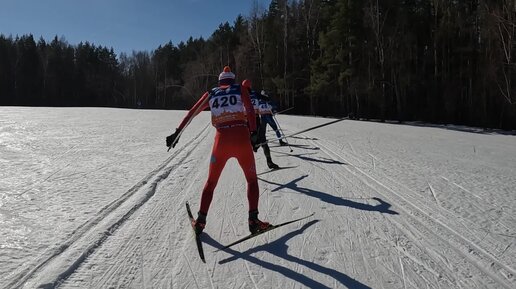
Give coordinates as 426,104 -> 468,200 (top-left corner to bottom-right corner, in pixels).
273,114 -> 293,152
257,116 -> 349,147
275,106 -> 294,115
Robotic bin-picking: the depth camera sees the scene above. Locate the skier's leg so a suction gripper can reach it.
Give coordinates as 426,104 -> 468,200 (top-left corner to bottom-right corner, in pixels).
263,144 -> 279,169
234,134 -> 259,212
233,126 -> 272,233
199,132 -> 229,214
266,115 -> 282,139
238,153 -> 259,211
257,117 -> 279,168
253,116 -> 262,152
258,117 -> 267,151
238,152 -> 271,233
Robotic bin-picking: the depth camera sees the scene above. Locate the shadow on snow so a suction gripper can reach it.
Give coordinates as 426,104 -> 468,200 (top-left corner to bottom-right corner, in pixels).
269,143 -> 321,150
274,151 -> 346,165
259,175 -> 398,215
204,220 -> 372,289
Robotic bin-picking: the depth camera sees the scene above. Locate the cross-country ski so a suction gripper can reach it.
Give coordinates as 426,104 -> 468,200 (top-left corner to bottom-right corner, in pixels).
217,213 -> 315,251
186,202 -> 206,263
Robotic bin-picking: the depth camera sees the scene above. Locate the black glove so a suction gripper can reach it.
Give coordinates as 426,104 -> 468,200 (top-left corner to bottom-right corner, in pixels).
166,129 -> 180,148
250,131 -> 259,151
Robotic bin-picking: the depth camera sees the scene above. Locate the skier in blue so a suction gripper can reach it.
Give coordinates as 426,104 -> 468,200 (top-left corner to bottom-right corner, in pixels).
258,90 -> 287,146
250,89 -> 280,169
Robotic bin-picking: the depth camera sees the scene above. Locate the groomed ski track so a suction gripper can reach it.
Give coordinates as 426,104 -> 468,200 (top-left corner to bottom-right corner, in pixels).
15,113 -> 516,289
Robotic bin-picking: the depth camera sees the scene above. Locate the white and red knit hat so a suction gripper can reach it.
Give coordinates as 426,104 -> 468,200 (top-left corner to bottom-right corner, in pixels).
218,66 -> 236,85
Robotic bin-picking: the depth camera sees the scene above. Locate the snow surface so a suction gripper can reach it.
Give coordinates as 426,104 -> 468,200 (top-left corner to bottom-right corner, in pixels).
1,107 -> 515,289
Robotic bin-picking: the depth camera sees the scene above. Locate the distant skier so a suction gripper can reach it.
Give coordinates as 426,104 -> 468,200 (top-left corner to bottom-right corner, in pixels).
250,89 -> 280,170
258,90 -> 287,146
166,66 -> 272,235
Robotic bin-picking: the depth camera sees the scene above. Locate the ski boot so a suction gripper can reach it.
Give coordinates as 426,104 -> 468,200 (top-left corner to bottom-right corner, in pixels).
249,210 -> 272,234
193,212 -> 207,235
267,161 -> 280,170
279,140 -> 288,146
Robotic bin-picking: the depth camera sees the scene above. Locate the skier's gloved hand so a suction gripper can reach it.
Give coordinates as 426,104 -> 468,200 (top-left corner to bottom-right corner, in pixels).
250,131 -> 258,146
166,129 -> 180,148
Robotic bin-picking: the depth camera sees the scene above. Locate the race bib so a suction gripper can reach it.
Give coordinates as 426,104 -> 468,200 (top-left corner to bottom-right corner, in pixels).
250,91 -> 260,114
258,99 -> 273,115
209,85 -> 247,125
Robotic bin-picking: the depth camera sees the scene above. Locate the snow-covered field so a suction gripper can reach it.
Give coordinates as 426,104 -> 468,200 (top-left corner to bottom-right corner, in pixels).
1,107 -> 515,289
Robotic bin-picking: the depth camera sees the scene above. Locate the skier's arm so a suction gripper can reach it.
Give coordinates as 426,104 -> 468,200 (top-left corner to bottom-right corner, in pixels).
241,84 -> 256,132
166,92 -> 209,149
177,92 -> 210,131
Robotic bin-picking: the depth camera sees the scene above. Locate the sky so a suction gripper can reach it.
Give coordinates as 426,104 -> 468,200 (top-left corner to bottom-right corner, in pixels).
0,0 -> 270,55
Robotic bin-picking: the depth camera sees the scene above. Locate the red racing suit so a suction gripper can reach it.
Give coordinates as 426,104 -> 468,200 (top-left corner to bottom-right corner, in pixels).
177,83 -> 258,215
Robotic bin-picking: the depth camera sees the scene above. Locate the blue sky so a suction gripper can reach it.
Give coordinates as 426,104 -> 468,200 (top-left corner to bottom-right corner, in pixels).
0,0 -> 270,54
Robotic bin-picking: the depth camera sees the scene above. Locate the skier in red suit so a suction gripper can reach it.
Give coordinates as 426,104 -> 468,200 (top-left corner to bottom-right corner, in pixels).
166,66 -> 271,235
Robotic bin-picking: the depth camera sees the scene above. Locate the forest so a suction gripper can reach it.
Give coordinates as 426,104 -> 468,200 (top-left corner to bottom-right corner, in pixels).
0,0 -> 515,129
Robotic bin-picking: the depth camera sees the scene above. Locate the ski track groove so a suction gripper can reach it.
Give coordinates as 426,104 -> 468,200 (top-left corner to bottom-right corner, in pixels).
362,136 -> 515,236
353,208 -> 375,286
204,260 -> 216,289
305,136 -> 452,286
11,119 -> 515,289
306,139 -> 389,287
170,147 -> 215,287
300,132 -> 467,288
102,209 -> 159,288
399,256 -> 407,289
350,156 -> 508,284
99,137 -> 206,286
428,182 -> 440,205
312,136 -> 515,288
228,210 -> 260,289
440,176 -> 482,200
16,144 -> 81,197
16,123 -> 212,289
357,216 -> 382,288
390,218 -> 452,281
377,166 -> 497,245
183,251 -> 201,289
85,126 -> 210,288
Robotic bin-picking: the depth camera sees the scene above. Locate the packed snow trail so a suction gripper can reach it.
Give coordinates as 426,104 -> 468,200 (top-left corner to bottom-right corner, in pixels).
58,115 -> 515,289
1,108 -> 515,289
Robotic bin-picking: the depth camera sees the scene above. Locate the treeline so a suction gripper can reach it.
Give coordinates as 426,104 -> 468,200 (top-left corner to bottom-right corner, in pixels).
1,0 -> 515,129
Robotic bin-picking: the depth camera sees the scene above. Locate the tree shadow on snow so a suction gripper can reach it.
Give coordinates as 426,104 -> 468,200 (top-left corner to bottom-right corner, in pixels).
274,151 -> 346,165
259,175 -> 398,215
204,220 -> 372,289
389,121 -> 516,136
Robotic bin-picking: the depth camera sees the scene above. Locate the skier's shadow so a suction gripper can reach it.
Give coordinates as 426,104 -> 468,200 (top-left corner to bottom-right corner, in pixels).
204,220 -> 371,289
257,165 -> 299,176
260,175 -> 398,215
269,143 -> 321,150
274,151 -> 346,165
290,135 -> 319,141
